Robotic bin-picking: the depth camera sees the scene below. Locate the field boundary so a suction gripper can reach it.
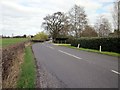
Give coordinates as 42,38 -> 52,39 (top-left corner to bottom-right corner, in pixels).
2,41 -> 30,88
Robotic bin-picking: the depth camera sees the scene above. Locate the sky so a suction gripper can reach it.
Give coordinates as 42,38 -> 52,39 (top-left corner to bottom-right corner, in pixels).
0,0 -> 116,36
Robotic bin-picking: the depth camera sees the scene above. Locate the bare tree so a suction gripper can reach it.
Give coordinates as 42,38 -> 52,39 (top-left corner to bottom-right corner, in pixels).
69,5 -> 88,38
59,21 -> 70,37
94,15 -> 112,37
81,25 -> 98,37
112,0 -> 120,30
42,12 -> 69,41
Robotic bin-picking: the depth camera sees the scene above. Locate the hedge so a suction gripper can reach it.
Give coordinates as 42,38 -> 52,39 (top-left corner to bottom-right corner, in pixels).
70,37 -> 120,53
2,41 -> 30,88
53,38 -> 68,43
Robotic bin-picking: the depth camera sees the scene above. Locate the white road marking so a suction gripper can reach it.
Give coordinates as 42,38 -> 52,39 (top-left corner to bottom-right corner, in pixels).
111,70 -> 120,75
46,46 -> 54,49
58,50 -> 82,60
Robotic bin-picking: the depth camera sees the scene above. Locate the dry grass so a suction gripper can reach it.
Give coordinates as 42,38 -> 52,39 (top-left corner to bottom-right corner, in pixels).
2,52 -> 24,88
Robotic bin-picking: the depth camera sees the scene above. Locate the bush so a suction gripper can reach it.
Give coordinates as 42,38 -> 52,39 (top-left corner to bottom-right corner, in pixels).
33,32 -> 48,41
70,37 -> 120,53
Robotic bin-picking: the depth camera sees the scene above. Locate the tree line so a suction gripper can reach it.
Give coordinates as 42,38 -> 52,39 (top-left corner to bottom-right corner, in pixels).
42,3 -> 119,41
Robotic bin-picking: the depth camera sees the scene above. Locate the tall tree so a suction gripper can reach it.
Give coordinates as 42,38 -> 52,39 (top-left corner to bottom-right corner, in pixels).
42,12 -> 69,41
94,16 -> 112,37
69,4 -> 88,38
59,21 -> 70,37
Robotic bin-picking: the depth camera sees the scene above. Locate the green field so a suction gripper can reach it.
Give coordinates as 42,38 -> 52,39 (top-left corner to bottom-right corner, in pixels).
17,46 -> 36,88
0,38 -> 28,47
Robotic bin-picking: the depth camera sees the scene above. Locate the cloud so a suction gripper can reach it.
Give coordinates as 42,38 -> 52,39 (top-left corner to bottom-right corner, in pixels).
75,0 -> 102,10
0,0 -> 115,36
79,0 -> 115,28
97,0 -> 115,3
2,16 -> 43,35
0,0 -> 53,14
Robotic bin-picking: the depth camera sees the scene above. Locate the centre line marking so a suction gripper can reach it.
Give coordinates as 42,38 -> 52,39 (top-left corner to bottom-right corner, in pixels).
47,46 -> 54,49
111,70 -> 120,75
58,50 -> 82,59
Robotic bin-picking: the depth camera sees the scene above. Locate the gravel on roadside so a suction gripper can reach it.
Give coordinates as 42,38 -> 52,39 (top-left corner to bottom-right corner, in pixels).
35,61 -> 67,88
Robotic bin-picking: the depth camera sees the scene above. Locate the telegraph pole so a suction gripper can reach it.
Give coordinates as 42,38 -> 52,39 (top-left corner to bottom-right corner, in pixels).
75,5 -> 77,38
12,33 -> 14,38
118,1 -> 120,32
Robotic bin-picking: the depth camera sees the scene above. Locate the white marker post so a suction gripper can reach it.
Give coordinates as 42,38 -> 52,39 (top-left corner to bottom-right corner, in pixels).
77,44 -> 80,48
99,45 -> 101,52
65,40 -> 66,44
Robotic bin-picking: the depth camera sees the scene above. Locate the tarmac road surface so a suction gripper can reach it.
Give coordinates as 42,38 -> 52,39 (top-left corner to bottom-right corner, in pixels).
32,42 -> 119,88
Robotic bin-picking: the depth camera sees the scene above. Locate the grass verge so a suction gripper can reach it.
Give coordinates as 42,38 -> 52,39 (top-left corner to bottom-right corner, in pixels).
57,44 -> 120,57
17,46 -> 36,88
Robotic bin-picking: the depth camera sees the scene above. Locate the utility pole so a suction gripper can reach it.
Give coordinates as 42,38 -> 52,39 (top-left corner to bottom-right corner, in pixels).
75,5 -> 77,38
12,33 -> 14,38
118,1 -> 120,31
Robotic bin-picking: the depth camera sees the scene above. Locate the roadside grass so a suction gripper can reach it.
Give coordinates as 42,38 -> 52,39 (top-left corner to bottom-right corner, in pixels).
17,46 -> 36,88
57,44 -> 120,57
0,38 -> 28,47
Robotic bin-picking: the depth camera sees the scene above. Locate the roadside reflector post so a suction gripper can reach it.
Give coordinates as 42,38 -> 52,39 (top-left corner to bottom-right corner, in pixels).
65,40 -> 66,44
77,44 -> 80,48
99,45 -> 101,52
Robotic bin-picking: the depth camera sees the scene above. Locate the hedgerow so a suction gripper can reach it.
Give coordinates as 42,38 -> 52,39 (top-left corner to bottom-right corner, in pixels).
69,37 -> 120,53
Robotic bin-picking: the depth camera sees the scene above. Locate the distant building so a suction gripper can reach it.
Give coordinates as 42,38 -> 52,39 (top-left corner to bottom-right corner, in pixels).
28,35 -> 34,38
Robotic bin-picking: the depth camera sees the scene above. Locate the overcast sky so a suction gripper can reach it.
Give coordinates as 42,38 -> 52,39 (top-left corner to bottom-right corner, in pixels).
0,0 -> 115,36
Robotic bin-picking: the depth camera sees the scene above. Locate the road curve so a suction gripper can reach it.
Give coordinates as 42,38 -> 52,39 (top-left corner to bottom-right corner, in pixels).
32,42 -> 118,88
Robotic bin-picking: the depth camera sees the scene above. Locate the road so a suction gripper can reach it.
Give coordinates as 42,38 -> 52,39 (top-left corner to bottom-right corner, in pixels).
32,42 -> 119,88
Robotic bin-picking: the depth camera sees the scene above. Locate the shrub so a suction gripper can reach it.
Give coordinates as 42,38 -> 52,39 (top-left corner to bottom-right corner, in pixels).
33,32 -> 48,41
